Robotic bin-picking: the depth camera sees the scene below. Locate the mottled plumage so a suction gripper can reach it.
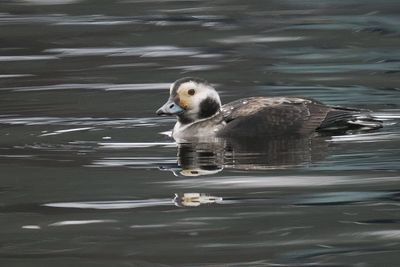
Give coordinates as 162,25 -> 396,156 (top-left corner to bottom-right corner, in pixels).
156,77 -> 382,140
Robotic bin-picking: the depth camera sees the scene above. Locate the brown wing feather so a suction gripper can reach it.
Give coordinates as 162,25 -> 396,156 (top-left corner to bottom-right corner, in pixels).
219,97 -> 331,137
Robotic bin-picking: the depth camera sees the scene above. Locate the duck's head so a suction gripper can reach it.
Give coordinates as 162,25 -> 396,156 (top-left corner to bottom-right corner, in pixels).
156,77 -> 221,124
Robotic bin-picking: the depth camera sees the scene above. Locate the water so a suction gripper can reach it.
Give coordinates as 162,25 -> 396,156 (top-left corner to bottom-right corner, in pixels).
1,0 -> 400,266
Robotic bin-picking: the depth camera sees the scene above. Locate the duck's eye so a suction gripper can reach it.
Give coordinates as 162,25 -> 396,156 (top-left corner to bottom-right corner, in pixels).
188,89 -> 195,96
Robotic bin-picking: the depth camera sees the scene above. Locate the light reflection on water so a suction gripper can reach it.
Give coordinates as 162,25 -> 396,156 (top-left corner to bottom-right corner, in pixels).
1,0 -> 400,266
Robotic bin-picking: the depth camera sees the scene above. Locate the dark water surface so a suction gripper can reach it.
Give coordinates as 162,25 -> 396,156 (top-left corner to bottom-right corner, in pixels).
1,0 -> 400,266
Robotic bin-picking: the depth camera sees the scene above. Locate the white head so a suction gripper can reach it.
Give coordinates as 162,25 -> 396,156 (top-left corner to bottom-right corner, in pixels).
156,77 -> 221,124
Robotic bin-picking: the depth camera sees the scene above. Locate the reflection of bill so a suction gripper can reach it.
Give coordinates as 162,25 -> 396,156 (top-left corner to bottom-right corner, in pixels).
164,136 -> 329,176
174,193 -> 223,207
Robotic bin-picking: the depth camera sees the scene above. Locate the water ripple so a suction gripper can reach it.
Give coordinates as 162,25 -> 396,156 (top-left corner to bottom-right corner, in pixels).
44,199 -> 173,209
0,74 -> 34,78
0,55 -> 58,61
268,62 -> 400,74
215,35 -> 305,44
329,132 -> 400,143
45,46 -> 201,57
0,13 -> 232,29
163,175 -> 400,189
49,219 -> 117,226
39,127 -> 93,137
0,116 -> 173,127
356,230 -> 400,240
3,83 -> 171,92
89,156 -> 176,168
281,14 -> 400,35
19,0 -> 81,4
98,142 -> 177,149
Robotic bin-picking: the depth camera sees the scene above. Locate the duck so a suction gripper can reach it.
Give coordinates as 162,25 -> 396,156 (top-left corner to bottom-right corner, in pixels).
156,77 -> 382,140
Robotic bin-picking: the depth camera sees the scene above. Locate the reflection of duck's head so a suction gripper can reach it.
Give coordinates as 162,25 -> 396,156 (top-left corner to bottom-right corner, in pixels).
173,193 -> 223,207
156,77 -> 221,124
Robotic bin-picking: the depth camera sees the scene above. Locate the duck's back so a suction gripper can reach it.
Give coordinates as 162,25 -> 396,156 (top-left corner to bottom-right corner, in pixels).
218,97 -> 382,137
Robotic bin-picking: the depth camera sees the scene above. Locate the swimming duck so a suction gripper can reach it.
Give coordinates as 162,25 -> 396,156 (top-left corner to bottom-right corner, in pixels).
156,77 -> 382,140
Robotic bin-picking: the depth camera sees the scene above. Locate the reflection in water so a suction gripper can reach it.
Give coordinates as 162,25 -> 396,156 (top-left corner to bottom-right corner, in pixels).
42,190 -> 400,209
44,198 -> 173,209
43,195 -> 220,210
281,245 -> 389,263
174,193 -> 223,207
167,135 -> 328,176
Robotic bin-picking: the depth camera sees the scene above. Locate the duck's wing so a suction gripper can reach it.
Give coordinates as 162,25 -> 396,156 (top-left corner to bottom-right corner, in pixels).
219,97 -> 326,137
219,97 -> 381,137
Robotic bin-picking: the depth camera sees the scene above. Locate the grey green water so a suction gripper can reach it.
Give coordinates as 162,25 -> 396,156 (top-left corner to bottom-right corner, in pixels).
1,0 -> 400,266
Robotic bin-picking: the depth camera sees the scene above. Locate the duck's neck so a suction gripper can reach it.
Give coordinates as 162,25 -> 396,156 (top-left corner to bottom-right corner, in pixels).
173,111 -> 224,140
178,115 -> 195,125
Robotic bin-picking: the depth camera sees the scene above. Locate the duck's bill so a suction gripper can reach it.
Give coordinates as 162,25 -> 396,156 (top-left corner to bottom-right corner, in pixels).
156,99 -> 184,116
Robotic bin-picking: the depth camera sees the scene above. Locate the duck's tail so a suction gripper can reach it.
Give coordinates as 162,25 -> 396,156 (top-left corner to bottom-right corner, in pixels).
346,114 -> 384,130
317,106 -> 383,132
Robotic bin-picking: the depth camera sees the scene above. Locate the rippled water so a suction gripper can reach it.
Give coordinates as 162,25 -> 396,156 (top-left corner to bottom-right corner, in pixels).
1,0 -> 400,266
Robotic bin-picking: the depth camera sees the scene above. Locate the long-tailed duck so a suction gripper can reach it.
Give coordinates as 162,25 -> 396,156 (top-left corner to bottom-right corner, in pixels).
156,77 -> 382,140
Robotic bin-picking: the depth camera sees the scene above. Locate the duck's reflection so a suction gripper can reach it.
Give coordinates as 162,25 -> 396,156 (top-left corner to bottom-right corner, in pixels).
165,135 -> 329,176
174,193 -> 223,207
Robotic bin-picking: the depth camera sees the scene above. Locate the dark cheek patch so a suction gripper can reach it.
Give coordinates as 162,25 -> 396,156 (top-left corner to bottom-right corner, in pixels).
199,97 -> 220,119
